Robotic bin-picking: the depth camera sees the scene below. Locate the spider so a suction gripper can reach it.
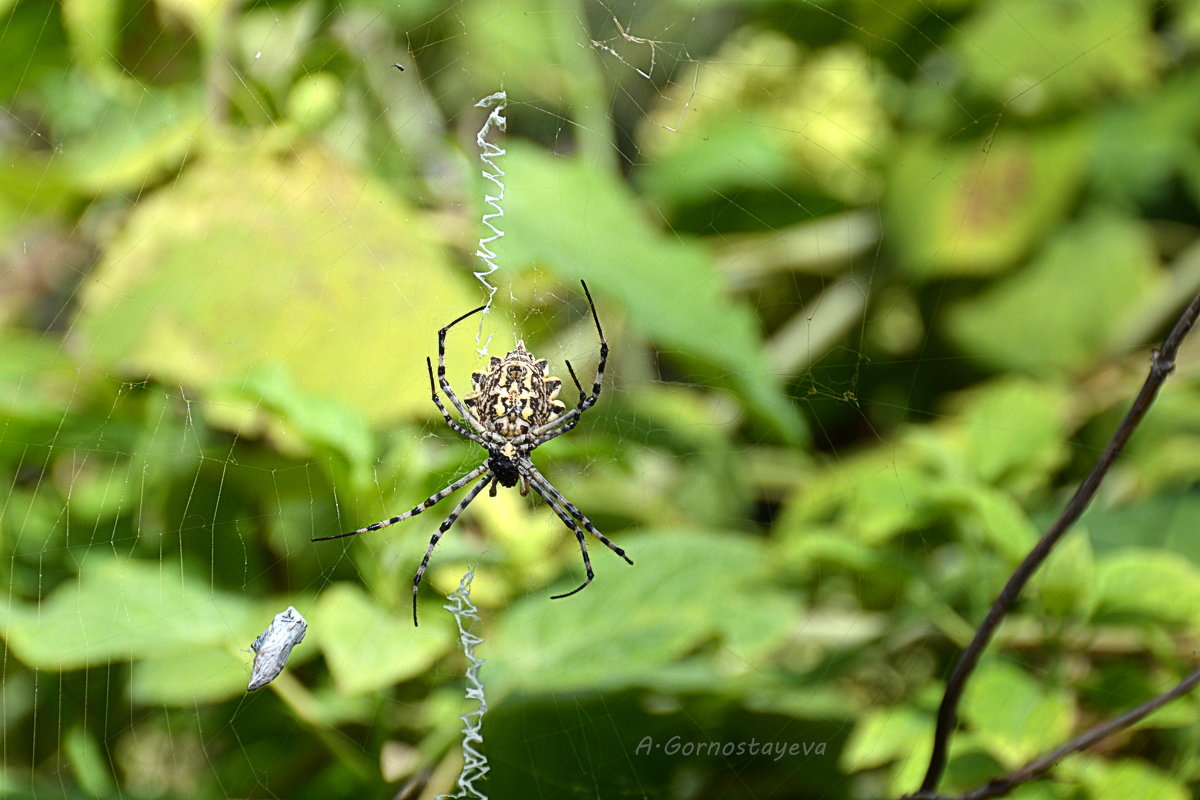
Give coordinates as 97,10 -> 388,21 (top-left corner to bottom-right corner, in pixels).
314,280 -> 632,625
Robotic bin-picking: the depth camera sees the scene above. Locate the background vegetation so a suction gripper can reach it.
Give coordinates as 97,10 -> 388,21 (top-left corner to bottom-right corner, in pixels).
3,0 -> 1200,798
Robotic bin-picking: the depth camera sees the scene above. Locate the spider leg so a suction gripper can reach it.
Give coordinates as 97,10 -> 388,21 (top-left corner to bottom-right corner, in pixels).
525,480 -> 595,599
436,303 -> 489,426
520,280 -> 607,447
524,407 -> 581,447
412,471 -> 494,626
312,464 -> 488,542
523,461 -> 632,581
527,467 -> 632,566
426,357 -> 488,442
564,359 -> 586,404
576,279 -> 608,416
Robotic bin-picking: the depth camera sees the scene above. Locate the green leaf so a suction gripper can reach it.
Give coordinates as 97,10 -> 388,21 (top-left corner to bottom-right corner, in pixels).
779,527 -> 888,576
0,151 -> 75,248
287,71 -> 341,132
638,31 -> 889,205
960,659 -> 1075,767
62,84 -> 206,194
312,583 -> 453,696
207,363 -> 376,487
486,530 -> 782,696
945,212 -> 1161,373
714,589 -> 803,665
953,0 -> 1155,110
639,112 -> 789,209
61,0 -> 122,85
73,142 -> 478,426
1072,757 -> 1189,800
131,648 -> 251,706
1094,548 -> 1200,624
63,725 -> 115,797
1091,72 -> 1200,204
944,485 -> 1040,564
500,142 -> 805,444
155,0 -> 239,45
840,705 -> 932,772
457,0 -> 566,105
952,377 -> 1071,487
780,441 -> 940,546
1031,528 -> 1096,619
0,488 -> 67,554
236,2 -> 321,93
1086,491 -> 1200,562
887,124 -> 1087,277
0,331 -> 85,437
0,558 -> 254,669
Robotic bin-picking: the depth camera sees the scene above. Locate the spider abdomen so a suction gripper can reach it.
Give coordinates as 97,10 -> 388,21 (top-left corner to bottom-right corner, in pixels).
465,341 -> 566,438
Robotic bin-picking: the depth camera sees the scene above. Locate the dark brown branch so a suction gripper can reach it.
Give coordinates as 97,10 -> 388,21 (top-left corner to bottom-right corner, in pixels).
914,291 -> 1200,795
909,663 -> 1200,800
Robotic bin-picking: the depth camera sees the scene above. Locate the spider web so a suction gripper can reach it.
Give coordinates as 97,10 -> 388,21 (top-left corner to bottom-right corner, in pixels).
1,1 -> 1197,799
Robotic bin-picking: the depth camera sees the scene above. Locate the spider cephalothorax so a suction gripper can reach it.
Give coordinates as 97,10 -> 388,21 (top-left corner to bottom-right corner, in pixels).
314,281 -> 633,625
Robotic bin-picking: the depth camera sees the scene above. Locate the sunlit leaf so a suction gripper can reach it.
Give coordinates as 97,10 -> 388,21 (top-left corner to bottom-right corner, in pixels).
1031,527 -> 1096,619
639,31 -> 890,205
780,439 -> 941,546
62,85 -> 206,194
840,705 -> 932,771
961,659 -> 1075,767
945,212 -> 1162,372
312,583 -> 453,696
155,0 -> 239,44
0,151 -> 75,245
73,141 -> 478,426
953,0 -> 1155,110
1095,548 -> 1200,624
62,0 -> 122,86
64,726 -> 115,797
887,125 -> 1087,277
132,648 -> 249,705
1073,757 -> 1189,800
951,376 -> 1071,487
0,558 -> 254,669
236,2 -> 321,93
485,530 -> 788,696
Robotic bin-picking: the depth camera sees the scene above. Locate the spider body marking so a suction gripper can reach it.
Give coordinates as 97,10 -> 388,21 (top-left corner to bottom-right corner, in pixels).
466,340 -> 566,439
313,281 -> 632,625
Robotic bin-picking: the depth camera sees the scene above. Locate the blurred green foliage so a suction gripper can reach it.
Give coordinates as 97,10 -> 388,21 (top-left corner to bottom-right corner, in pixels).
3,0 -> 1200,799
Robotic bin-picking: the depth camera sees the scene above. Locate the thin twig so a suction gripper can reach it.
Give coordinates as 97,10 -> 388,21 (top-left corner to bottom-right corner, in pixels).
910,664 -> 1200,800
914,291 -> 1200,795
